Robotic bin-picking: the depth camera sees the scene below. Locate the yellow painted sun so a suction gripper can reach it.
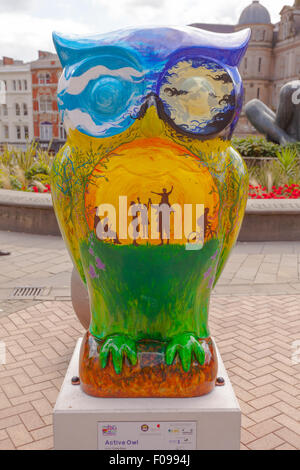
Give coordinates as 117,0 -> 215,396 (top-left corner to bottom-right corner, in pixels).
85,137 -> 219,245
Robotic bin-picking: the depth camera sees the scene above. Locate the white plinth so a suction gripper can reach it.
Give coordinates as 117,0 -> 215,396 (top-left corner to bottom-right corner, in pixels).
54,339 -> 241,450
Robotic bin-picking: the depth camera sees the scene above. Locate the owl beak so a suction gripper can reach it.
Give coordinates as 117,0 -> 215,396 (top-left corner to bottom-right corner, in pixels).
139,94 -> 164,138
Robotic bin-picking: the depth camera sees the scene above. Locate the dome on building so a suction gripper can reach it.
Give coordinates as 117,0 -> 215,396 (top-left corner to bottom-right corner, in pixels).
238,1 -> 271,25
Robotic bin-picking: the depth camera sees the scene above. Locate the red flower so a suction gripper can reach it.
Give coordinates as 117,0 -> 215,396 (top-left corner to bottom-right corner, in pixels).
249,184 -> 300,199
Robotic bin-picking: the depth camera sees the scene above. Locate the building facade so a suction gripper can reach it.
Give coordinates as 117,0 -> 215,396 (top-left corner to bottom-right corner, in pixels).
192,0 -> 300,135
0,51 -> 65,151
30,51 -> 65,152
0,57 -> 34,150
1,1 -> 300,148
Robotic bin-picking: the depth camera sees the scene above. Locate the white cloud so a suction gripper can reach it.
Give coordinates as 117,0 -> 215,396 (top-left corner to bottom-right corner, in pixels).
0,12 -> 90,61
0,0 -> 35,13
0,0 -> 295,61
58,65 -> 144,95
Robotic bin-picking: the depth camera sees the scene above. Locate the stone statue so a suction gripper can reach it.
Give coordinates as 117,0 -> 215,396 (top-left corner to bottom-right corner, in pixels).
52,26 -> 250,398
245,80 -> 300,145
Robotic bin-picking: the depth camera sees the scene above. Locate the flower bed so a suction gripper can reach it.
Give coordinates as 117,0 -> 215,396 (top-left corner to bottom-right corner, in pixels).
32,184 -> 51,194
249,184 -> 300,199
6,183 -> 300,199
2,140 -> 300,198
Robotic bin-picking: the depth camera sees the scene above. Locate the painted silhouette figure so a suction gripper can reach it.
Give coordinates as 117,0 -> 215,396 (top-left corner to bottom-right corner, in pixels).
136,197 -> 149,239
93,207 -> 121,244
151,186 -> 174,245
129,201 -> 140,246
151,186 -> 174,206
203,207 -> 216,238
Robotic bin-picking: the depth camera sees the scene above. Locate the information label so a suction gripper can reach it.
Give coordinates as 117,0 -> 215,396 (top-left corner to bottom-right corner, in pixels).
98,421 -> 197,450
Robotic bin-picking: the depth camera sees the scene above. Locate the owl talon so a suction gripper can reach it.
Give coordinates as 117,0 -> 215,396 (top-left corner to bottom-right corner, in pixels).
165,333 -> 206,372
100,334 -> 137,374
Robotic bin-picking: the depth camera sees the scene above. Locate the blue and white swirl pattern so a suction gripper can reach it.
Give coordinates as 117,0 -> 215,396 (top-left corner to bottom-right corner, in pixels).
57,56 -> 146,138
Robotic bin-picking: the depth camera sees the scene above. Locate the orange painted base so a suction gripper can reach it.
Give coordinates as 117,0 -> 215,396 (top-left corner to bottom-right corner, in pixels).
79,332 -> 218,398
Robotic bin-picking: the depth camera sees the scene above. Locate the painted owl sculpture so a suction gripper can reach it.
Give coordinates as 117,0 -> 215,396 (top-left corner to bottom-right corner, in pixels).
52,26 -> 250,398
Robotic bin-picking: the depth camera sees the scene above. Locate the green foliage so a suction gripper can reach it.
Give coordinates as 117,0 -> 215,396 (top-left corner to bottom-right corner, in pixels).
9,175 -> 23,190
232,136 -> 280,158
248,155 -> 300,190
276,147 -> 298,181
32,174 -> 51,185
233,137 -> 300,189
0,141 -> 53,192
25,162 -> 50,180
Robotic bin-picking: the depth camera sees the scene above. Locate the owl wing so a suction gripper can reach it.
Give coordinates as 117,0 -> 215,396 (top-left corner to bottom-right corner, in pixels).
213,147 -> 248,286
51,146 -> 87,285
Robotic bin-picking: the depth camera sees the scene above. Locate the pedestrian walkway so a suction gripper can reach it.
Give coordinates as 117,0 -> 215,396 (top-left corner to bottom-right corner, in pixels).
0,297 -> 299,450
0,230 -> 299,450
0,231 -> 300,307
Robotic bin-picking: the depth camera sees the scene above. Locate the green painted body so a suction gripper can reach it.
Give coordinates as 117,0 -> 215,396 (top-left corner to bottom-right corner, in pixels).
82,235 -> 219,341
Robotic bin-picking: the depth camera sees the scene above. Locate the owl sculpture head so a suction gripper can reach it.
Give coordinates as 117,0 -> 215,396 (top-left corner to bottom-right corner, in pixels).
52,26 -> 250,399
53,26 -> 250,142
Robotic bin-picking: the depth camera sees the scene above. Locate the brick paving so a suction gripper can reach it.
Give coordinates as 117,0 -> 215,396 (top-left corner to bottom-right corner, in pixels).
0,231 -> 299,449
1,232 -> 300,305
0,296 -> 298,450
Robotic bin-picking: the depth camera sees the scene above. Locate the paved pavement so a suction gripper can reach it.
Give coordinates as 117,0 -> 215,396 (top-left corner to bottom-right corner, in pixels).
0,230 -> 299,450
1,231 -> 300,306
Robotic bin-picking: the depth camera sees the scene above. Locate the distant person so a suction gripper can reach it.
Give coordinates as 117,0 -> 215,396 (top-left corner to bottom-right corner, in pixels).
0,250 -> 10,256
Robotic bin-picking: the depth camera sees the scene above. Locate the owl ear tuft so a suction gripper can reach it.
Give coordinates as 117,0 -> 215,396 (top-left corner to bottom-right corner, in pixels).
52,31 -> 94,67
224,28 -> 251,67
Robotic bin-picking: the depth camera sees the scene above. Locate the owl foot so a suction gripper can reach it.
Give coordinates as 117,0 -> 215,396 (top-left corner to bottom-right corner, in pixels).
165,333 -> 206,372
99,334 -> 137,375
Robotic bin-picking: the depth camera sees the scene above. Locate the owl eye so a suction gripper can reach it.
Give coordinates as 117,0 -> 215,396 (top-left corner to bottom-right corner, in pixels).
158,59 -> 235,137
90,77 -> 132,117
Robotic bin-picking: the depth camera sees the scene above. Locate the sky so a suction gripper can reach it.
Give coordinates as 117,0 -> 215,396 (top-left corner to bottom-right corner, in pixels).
0,0 -> 295,62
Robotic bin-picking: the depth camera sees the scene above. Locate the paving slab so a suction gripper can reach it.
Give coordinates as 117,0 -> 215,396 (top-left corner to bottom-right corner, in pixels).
0,296 -> 298,450
0,231 -> 299,449
0,232 -> 300,309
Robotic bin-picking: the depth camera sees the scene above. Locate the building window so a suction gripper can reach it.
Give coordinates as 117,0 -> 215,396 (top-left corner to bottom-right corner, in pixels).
3,104 -> 8,116
59,122 -> 66,140
18,80 -> 22,91
15,103 -> 20,116
16,125 -> 21,140
23,80 -> 27,90
39,95 -> 52,112
258,58 -> 262,73
24,125 -> 29,139
40,122 -> 52,140
0,80 -> 7,93
12,80 -> 16,91
257,88 -> 260,99
38,73 -> 51,85
3,125 -> 9,139
23,103 -> 28,115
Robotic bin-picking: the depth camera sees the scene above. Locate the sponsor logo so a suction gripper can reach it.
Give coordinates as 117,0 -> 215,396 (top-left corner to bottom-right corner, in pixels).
102,424 -> 117,436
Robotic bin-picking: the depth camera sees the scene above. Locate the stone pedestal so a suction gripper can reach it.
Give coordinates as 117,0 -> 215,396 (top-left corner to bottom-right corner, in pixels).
54,339 -> 241,450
